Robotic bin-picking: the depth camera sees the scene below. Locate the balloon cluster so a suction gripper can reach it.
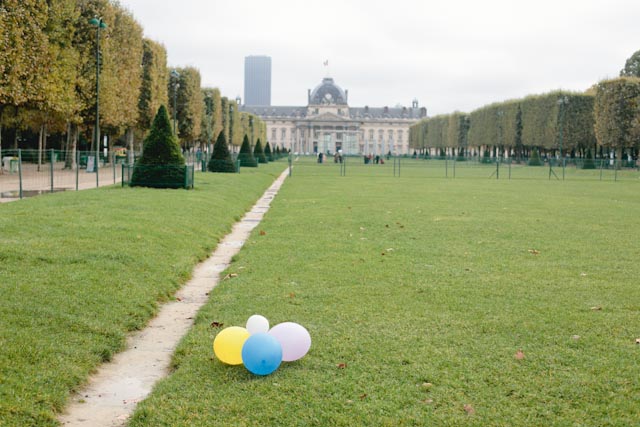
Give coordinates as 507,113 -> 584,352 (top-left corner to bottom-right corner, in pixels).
213,314 -> 311,376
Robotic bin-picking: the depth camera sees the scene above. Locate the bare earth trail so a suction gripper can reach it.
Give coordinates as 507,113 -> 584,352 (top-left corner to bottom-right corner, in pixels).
58,169 -> 289,426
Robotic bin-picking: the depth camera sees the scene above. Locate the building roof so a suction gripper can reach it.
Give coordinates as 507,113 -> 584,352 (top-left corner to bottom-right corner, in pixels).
309,77 -> 348,105
238,77 -> 427,120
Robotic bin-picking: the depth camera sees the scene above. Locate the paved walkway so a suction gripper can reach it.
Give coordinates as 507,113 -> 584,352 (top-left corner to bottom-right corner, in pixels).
58,168 -> 289,426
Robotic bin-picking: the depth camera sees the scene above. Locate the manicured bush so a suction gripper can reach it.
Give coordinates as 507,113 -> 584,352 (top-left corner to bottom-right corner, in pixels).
208,131 -> 236,173
238,135 -> 257,167
264,142 -> 274,161
254,138 -> 267,164
528,148 -> 543,166
131,105 -> 187,188
582,148 -> 596,169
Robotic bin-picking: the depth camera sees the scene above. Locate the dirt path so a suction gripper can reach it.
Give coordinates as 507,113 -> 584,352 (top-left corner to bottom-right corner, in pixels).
58,169 -> 289,426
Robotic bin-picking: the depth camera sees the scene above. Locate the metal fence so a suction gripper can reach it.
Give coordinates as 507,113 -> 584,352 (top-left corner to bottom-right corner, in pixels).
286,155 -> 640,182
0,149 -> 205,202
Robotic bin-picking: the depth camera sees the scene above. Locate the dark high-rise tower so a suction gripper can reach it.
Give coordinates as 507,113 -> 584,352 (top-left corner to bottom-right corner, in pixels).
244,55 -> 271,106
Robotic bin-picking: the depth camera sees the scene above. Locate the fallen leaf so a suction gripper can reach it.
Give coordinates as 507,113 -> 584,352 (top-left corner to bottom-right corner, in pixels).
210,321 -> 224,328
580,272 -> 587,277
386,248 -> 395,252
515,350 -> 525,360
175,297 -> 182,301
590,306 -> 602,311
422,382 -> 433,389
359,227 -> 366,231
337,363 -> 347,369
422,398 -> 434,404
463,404 -> 475,415
528,249 -> 540,255
359,393 -> 367,400
635,338 -> 640,344
571,335 -> 581,340
289,292 -> 296,298
222,273 -> 238,280
259,230 -> 266,236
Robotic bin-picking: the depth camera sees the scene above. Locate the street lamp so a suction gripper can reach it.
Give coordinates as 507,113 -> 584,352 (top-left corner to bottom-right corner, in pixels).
89,17 -> 107,182
170,69 -> 180,136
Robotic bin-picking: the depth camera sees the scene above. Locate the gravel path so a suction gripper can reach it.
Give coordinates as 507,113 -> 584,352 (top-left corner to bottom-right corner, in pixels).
58,169 -> 289,426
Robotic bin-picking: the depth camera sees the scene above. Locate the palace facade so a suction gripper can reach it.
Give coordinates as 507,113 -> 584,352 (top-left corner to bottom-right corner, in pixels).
240,77 -> 427,155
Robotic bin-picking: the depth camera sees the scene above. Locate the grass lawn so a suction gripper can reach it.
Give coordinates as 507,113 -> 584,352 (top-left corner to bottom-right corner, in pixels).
0,163 -> 286,426
129,166 -> 640,426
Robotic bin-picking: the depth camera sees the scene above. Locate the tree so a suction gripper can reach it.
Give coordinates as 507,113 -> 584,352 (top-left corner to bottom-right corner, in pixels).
254,138 -> 267,163
620,50 -> 640,77
171,67 -> 203,149
238,134 -> 257,167
208,131 -> 236,173
594,77 -> 640,162
130,105 -> 186,188
138,39 -> 168,140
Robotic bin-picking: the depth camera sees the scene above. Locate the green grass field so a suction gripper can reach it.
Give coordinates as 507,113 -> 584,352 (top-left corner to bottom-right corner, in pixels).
0,163 -> 286,426
129,164 -> 640,426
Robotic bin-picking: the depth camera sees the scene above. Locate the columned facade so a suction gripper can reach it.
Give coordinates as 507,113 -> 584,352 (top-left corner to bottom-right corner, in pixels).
240,77 -> 427,155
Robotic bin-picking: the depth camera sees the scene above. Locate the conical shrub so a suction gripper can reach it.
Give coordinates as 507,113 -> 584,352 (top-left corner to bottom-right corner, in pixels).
528,148 -> 543,166
208,131 -> 236,173
238,135 -> 258,167
254,138 -> 268,164
264,142 -> 274,161
131,105 -> 186,188
582,148 -> 596,169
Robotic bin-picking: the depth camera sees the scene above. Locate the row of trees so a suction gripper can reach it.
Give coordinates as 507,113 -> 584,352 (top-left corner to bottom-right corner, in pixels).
410,54 -> 640,162
0,0 -> 266,167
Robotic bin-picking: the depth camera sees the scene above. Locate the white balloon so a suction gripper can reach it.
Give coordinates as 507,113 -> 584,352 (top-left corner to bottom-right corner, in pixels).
268,322 -> 311,362
246,314 -> 270,335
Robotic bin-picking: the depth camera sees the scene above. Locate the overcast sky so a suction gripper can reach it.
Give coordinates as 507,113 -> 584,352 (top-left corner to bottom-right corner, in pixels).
118,0 -> 640,115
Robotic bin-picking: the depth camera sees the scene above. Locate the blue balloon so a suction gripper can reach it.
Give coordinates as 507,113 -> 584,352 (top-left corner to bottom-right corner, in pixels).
241,333 -> 283,376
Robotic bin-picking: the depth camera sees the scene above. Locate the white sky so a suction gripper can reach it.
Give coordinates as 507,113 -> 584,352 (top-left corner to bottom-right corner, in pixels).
118,0 -> 640,115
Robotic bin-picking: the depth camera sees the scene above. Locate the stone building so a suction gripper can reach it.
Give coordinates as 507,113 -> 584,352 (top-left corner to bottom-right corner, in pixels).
240,77 -> 427,155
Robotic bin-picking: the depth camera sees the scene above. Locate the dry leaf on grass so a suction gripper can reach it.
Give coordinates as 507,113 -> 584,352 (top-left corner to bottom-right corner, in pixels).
635,338 -> 640,344
528,249 -> 540,255
515,350 -> 525,360
463,404 -> 475,415
337,363 -> 347,369
222,273 -> 238,280
590,306 -> 602,311
210,321 -> 224,328
259,230 -> 266,236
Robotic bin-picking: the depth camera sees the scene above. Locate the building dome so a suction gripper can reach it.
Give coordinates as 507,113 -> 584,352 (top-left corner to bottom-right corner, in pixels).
309,77 -> 348,105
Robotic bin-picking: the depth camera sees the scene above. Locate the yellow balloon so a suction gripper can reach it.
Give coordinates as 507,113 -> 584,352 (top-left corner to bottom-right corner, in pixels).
213,326 -> 250,365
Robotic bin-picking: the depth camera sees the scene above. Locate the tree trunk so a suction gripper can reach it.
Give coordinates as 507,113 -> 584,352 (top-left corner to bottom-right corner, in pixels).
64,122 -> 73,169
38,123 -> 44,172
126,127 -> 134,165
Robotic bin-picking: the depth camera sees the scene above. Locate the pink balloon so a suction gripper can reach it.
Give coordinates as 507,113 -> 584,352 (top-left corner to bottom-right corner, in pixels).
268,322 -> 311,362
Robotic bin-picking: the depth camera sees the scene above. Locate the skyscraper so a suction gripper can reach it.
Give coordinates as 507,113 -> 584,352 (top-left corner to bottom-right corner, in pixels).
244,56 -> 271,106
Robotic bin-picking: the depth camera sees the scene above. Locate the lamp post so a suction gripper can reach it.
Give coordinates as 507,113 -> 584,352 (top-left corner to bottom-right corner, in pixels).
89,17 -> 107,183
170,69 -> 180,136
557,95 -> 569,159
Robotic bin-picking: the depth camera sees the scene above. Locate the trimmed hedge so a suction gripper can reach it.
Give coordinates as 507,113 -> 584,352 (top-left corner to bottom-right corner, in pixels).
131,105 -> 186,188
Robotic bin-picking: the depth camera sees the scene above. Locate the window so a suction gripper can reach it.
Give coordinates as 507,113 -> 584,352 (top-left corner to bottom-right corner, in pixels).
378,129 -> 384,142
398,130 -> 404,142
271,128 -> 276,141
281,128 -> 286,141
368,129 -> 374,140
388,130 -> 394,141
